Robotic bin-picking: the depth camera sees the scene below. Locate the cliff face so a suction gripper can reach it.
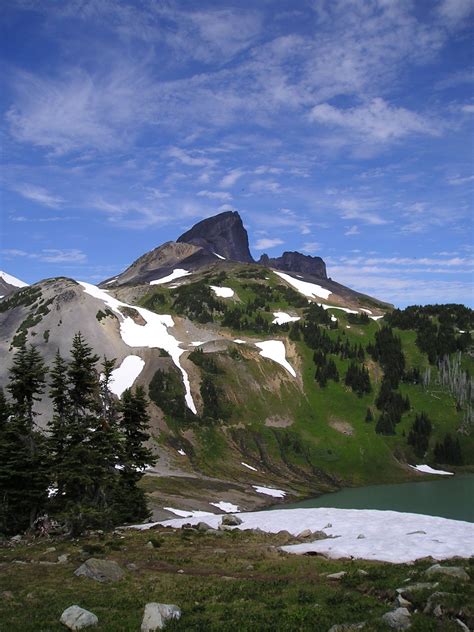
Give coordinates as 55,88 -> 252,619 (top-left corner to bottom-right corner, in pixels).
259,251 -> 327,279
177,211 -> 254,263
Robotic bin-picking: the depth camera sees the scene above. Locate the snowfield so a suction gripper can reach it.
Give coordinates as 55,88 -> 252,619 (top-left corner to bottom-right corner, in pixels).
0,271 -> 28,288
272,311 -> 300,325
318,303 -> 358,314
241,462 -> 258,472
210,285 -> 234,298
149,269 -> 191,285
210,501 -> 240,513
409,464 -> 453,476
253,486 -> 287,498
109,355 -> 145,397
255,340 -> 296,377
273,271 -> 332,300
155,507 -> 474,563
79,282 -> 197,413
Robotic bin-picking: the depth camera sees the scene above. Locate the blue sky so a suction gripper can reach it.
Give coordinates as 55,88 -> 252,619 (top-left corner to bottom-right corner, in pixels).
1,0 -> 473,307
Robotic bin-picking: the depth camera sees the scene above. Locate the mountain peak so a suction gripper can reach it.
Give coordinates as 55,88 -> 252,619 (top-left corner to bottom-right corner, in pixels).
258,251 -> 327,279
177,211 -> 254,263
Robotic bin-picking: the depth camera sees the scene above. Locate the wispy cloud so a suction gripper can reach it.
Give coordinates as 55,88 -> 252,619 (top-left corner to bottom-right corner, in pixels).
12,183 -> 63,208
197,190 -> 232,201
302,241 -> 321,254
219,168 -> 246,188
337,199 -> 390,225
310,98 -> 439,145
2,248 -> 87,263
168,147 -> 217,168
345,225 -> 360,236
447,174 -> 474,185
254,237 -> 284,250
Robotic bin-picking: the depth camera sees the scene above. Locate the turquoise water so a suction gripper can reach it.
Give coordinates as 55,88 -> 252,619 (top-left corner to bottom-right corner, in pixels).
280,474 -> 474,522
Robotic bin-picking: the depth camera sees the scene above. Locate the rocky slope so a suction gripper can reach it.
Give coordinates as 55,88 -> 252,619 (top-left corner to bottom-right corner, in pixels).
259,251 -> 327,278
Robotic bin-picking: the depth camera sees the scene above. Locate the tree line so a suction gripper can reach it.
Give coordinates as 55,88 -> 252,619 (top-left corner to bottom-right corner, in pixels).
0,333 -> 153,536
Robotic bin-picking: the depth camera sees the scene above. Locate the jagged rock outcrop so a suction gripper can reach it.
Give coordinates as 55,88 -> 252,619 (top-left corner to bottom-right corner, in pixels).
258,251 -> 327,279
177,211 -> 254,263
0,271 -> 28,299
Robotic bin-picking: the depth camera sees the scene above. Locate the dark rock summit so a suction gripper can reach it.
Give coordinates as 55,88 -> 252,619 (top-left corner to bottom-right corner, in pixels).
259,251 -> 327,279
177,211 -> 254,263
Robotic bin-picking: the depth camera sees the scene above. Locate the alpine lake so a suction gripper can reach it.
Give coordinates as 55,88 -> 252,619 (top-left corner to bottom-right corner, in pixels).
279,473 -> 474,522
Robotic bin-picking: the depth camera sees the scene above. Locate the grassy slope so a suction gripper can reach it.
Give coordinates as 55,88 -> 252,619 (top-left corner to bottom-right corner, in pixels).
1,528 -> 472,631
137,267 -> 473,492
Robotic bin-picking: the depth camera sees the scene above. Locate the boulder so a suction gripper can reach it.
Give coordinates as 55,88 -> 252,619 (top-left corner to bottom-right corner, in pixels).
221,515 -> 242,526
423,591 -> 453,615
197,521 -> 213,532
74,558 -> 124,583
381,607 -> 411,630
141,602 -> 181,631
60,605 -> 98,630
297,529 -> 313,539
425,564 -> 470,581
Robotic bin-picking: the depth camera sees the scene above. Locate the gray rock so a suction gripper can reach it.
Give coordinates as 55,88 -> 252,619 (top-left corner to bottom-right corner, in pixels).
423,592 -> 453,615
425,564 -> 470,581
58,554 -> 69,564
396,582 -> 438,596
10,535 -> 22,542
297,529 -> 313,539
327,571 -> 346,580
396,595 -> 411,608
356,569 -> 368,577
74,558 -> 124,583
197,521 -> 213,532
141,602 -> 181,631
327,624 -> 365,632
382,608 -> 411,630
60,605 -> 98,630
146,541 -> 155,549
357,534 -> 366,539
221,514 -> 242,526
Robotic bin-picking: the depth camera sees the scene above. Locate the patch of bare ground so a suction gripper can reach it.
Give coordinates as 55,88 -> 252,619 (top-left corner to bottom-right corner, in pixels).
329,417 -> 354,436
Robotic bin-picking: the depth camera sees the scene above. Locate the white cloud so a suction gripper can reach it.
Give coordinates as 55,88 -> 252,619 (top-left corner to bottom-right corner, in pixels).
250,179 -> 283,194
254,238 -> 284,250
345,225 -> 360,236
460,104 -> 474,113
197,190 -> 232,201
168,147 -> 217,168
448,174 -> 474,185
7,64 -> 156,155
13,183 -> 63,208
302,241 -> 321,254
338,199 -> 390,225
219,168 -> 246,188
309,98 -> 438,143
437,0 -> 473,25
2,248 -> 87,263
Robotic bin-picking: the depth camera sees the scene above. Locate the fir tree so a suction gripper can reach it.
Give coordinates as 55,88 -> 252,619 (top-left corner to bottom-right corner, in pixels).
114,386 -> 153,523
0,345 -> 49,534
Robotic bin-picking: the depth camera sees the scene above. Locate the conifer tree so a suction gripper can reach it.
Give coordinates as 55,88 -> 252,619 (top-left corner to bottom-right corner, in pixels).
114,386 -> 153,522
0,345 -> 49,534
47,351 -> 70,498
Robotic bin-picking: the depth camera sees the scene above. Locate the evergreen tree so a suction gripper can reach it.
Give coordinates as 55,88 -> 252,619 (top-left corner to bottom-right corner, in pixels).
434,433 -> 463,465
114,387 -> 153,522
47,351 -> 70,498
407,412 -> 432,458
0,345 -> 49,534
365,407 -> 374,422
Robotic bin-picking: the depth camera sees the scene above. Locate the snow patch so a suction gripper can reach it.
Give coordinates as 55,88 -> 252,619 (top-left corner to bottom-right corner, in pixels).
274,271 -> 332,300
253,485 -> 287,498
409,464 -> 454,476
330,315 -> 337,322
150,269 -> 191,285
318,303 -> 358,314
370,315 -> 384,321
272,311 -> 300,325
157,507 -> 474,564
109,355 -> 145,397
163,507 -> 216,518
79,282 -> 197,414
210,285 -> 234,298
233,339 -> 246,344
0,271 -> 28,288
255,340 -> 296,377
191,341 -> 204,347
213,252 -> 226,260
360,308 -> 373,314
241,462 -> 258,472
210,501 -> 240,513
177,449 -> 186,456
